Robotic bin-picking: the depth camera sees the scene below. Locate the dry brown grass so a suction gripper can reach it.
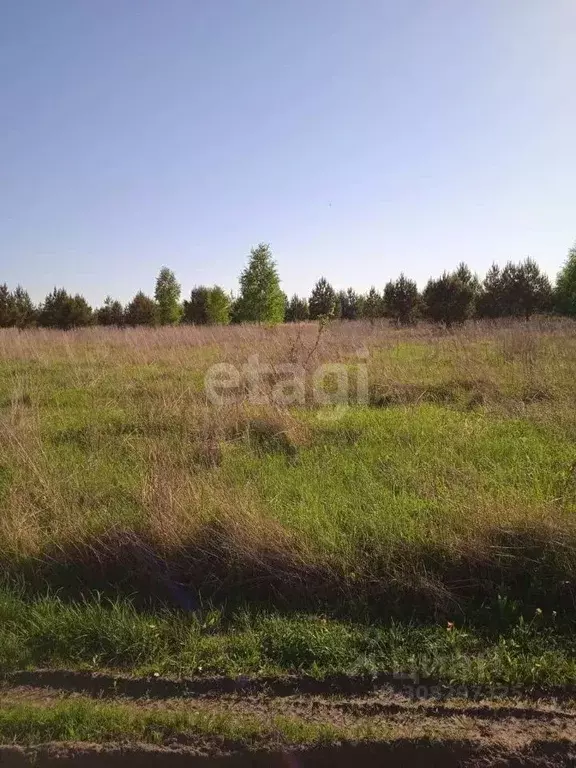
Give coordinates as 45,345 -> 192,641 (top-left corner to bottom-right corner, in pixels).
0,314 -> 571,361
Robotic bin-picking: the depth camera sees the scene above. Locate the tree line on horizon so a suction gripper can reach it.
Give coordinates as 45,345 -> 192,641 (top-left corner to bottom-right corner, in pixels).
1,242 -> 576,331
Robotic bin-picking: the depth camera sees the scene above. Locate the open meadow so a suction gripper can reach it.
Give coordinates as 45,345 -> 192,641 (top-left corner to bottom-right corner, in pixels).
1,318 -> 576,766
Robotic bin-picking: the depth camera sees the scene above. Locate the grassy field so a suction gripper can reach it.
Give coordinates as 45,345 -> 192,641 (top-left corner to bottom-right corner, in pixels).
1,319 -> 576,760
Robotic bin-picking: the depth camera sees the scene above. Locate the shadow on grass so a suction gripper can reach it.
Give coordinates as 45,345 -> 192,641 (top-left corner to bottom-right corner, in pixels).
369,377 -> 555,410
2,518 -> 575,626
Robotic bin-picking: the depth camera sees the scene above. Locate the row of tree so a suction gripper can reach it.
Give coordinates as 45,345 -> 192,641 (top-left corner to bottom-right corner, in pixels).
2,243 -> 576,330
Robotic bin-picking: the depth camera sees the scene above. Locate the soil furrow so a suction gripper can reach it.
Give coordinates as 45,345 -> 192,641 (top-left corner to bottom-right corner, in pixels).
2,684 -> 576,724
4,670 -> 576,703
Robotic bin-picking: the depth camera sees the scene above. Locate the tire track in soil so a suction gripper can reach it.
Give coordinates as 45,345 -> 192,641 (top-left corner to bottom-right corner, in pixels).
4,669 -> 576,703
2,671 -> 576,766
4,684 -> 575,725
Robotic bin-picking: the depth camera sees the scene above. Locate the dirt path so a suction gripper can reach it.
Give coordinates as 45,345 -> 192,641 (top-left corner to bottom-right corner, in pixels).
2,673 -> 576,766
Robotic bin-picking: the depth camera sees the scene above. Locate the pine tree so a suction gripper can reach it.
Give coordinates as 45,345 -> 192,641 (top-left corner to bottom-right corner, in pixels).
96,297 -> 124,326
285,295 -> 309,322
11,286 -> 36,328
478,260 -> 552,320
500,259 -> 552,319
383,274 -> 419,325
423,273 -> 475,327
477,264 -> 504,318
339,287 -> 362,320
183,287 -> 209,324
454,262 -> 481,294
39,288 -> 93,329
309,277 -> 337,320
125,291 -> 158,326
155,267 -> 182,325
363,287 -> 384,325
0,284 -> 14,327
235,243 -> 285,324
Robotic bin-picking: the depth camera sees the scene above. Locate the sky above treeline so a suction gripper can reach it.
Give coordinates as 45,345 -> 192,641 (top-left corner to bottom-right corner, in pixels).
1,0 -> 575,306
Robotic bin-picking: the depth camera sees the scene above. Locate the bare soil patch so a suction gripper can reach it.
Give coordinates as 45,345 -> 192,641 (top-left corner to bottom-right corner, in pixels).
2,740 -> 576,768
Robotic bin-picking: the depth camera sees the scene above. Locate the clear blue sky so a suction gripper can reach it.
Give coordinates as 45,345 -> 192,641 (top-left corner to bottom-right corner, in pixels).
1,0 -> 575,306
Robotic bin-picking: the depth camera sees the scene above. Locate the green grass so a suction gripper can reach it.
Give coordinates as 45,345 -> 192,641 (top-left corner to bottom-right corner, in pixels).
1,589 -> 574,686
0,699 -> 350,747
225,404 -> 576,544
3,399 -> 574,616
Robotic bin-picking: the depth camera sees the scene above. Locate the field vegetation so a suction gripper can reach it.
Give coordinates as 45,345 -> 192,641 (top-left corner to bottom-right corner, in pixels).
0,320 -> 575,620
1,317 -> 576,762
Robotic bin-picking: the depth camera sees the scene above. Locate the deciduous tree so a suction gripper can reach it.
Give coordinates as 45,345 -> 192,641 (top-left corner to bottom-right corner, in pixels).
555,244 -> 576,317
206,286 -> 231,325
235,244 -> 285,324
155,267 -> 182,325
